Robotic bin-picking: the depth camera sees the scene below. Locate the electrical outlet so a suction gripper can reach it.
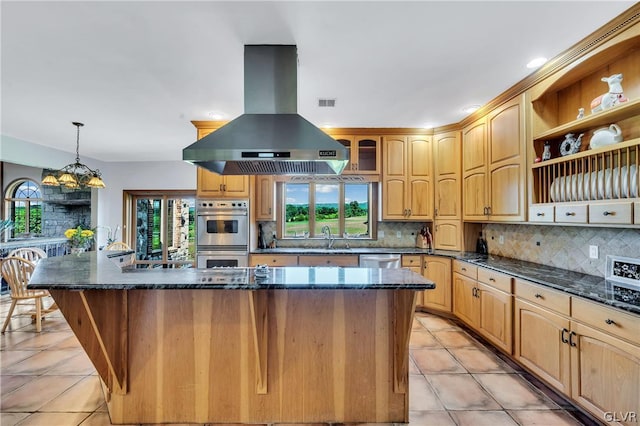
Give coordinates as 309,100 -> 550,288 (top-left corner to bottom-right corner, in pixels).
396,231 -> 402,238
589,245 -> 599,259
499,235 -> 504,245
378,230 -> 384,238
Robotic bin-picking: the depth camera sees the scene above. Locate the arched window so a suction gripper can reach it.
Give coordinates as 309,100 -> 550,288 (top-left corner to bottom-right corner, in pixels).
4,179 -> 42,238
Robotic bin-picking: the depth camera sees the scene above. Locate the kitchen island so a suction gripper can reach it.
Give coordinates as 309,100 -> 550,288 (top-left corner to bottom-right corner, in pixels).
29,252 -> 434,425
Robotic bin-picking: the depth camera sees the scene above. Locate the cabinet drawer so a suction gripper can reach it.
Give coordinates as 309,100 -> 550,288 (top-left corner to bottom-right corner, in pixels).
529,205 -> 554,223
514,279 -> 570,316
635,202 -> 640,224
298,255 -> 358,267
555,204 -> 587,223
453,260 -> 477,280
571,297 -> 640,345
402,255 -> 422,268
477,268 -> 512,293
250,254 -> 298,266
589,202 -> 632,224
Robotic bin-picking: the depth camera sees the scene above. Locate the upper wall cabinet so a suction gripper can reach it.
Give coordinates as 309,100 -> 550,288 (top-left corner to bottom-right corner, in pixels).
434,130 -> 462,250
382,135 -> 433,220
193,125 -> 250,199
331,135 -> 381,175
463,95 -> 527,222
528,26 -> 640,226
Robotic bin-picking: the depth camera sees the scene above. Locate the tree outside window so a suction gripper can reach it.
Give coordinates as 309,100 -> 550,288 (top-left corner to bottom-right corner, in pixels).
4,179 -> 42,238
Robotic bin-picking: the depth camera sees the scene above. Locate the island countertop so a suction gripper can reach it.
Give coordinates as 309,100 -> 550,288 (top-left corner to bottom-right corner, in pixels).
28,251 -> 435,291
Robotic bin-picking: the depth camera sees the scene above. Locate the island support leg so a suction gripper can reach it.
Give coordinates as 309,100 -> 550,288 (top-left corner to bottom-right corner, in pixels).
393,289 -> 417,394
248,290 -> 268,394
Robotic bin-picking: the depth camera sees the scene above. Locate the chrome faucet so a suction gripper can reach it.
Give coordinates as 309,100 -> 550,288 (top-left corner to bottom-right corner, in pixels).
321,225 -> 335,248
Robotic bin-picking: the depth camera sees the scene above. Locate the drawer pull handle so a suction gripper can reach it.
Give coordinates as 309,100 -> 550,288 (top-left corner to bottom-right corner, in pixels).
602,211 -> 614,216
489,277 -> 496,282
605,318 -> 616,325
536,212 -> 544,216
461,267 -> 467,271
565,212 -> 576,216
534,293 -> 543,298
569,331 -> 577,347
561,328 -> 569,344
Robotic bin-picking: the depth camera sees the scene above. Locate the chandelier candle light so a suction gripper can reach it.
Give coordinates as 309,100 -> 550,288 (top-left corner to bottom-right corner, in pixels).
42,122 -> 106,189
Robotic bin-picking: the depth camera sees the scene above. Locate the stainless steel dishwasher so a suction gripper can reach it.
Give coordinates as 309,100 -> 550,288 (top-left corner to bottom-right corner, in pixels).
359,254 -> 401,268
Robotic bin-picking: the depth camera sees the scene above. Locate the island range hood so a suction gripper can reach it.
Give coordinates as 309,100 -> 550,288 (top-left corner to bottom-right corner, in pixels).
183,45 -> 348,175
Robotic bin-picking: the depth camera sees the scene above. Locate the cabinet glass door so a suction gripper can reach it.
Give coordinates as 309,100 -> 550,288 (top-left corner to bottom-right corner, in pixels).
355,138 -> 379,173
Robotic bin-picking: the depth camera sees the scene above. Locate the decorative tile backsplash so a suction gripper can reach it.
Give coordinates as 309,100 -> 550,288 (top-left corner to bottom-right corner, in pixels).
483,224 -> 640,277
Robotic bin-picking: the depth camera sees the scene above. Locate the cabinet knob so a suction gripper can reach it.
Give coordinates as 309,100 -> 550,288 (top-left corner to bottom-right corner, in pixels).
565,212 -> 576,216
536,212 -> 545,216
407,208 -> 412,216
602,211 -> 614,216
605,318 -> 616,325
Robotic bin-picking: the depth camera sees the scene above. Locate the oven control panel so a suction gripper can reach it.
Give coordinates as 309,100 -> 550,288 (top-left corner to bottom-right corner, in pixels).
197,199 -> 248,213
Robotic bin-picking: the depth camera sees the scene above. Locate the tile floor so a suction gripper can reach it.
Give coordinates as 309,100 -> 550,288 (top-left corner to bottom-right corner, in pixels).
0,294 -> 600,426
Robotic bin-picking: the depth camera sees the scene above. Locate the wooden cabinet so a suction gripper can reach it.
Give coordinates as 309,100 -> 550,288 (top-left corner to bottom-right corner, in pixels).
434,131 -> 462,250
514,278 -> 640,423
193,125 -> 250,198
528,29 -> 640,227
297,255 -> 358,267
197,168 -> 250,198
462,96 -> 526,222
249,254 -> 297,266
421,256 -> 452,313
332,135 -> 381,174
254,175 -> 275,221
453,262 -> 512,354
382,135 -> 433,220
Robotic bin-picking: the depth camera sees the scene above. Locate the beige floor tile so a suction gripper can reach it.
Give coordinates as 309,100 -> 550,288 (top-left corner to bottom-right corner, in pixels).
15,411 -> 91,426
0,350 -> 38,368
411,348 -> 466,374
0,375 -> 82,412
431,330 -> 479,348
9,331 -> 75,351
474,374 -> 559,410
50,334 -> 83,350
44,351 -> 96,375
1,375 -> 34,397
427,374 -> 500,410
408,410 -> 456,425
0,331 -> 37,349
79,411 -> 139,426
409,355 -> 421,375
412,318 -> 426,331
2,348 -> 79,375
409,330 -> 441,348
409,374 -> 445,411
0,412 -> 30,426
39,375 -> 105,412
415,314 -> 459,331
449,347 -> 514,373
449,410 -> 519,426
508,409 -> 583,425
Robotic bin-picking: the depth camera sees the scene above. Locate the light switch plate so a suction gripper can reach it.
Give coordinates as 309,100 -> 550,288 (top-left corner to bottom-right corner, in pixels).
589,245 -> 598,259
396,231 -> 402,238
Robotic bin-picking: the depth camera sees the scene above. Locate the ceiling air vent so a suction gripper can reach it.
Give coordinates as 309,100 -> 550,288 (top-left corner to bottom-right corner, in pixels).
318,98 -> 336,107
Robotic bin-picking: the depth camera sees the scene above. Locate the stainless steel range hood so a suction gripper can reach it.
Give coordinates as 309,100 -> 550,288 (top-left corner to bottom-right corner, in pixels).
183,45 -> 348,175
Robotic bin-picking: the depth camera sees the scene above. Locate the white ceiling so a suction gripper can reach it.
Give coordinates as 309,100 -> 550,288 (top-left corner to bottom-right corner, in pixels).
1,1 -> 635,163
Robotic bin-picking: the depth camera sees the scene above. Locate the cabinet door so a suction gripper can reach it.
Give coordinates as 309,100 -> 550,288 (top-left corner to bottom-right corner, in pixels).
355,136 -> 380,174
407,136 -> 432,219
453,273 -> 478,327
197,168 -> 225,197
570,321 -> 640,425
382,136 -> 408,220
487,96 -> 525,221
255,176 -> 275,220
250,254 -> 298,266
334,136 -> 356,173
434,220 -> 461,251
434,131 -> 461,219
298,255 -> 358,267
222,176 -> 249,197
422,256 -> 452,313
514,299 -> 571,395
462,118 -> 488,220
477,282 -> 512,354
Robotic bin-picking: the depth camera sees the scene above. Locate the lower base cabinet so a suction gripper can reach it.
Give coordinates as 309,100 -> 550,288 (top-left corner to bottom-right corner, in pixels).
421,256 -> 452,312
514,279 -> 640,425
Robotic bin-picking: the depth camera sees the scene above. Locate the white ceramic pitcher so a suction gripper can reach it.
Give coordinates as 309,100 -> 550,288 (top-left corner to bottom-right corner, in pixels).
590,124 -> 622,149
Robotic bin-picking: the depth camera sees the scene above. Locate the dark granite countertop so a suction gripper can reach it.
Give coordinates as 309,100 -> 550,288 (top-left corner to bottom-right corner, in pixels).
458,256 -> 640,315
28,251 -> 435,291
252,247 -> 460,256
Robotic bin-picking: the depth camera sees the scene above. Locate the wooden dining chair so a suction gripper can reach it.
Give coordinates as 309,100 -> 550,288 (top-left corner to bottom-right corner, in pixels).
105,241 -> 130,251
1,257 -> 57,333
8,247 -> 47,263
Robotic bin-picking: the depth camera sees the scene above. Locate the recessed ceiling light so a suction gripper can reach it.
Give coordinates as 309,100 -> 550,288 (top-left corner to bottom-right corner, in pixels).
462,105 -> 481,114
321,124 -> 333,129
422,123 -> 433,129
526,57 -> 548,69
208,111 -> 225,120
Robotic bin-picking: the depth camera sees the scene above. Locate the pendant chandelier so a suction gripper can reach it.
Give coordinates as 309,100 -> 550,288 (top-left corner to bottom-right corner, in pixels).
42,122 -> 106,189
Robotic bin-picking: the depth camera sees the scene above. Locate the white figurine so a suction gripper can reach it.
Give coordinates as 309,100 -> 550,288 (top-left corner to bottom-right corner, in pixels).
590,74 -> 628,113
576,108 -> 584,119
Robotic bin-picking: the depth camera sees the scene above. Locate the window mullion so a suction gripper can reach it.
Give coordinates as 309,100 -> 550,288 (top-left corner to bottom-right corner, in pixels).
309,183 -> 316,237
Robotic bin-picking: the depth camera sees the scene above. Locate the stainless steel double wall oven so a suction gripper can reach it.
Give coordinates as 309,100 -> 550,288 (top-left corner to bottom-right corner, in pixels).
196,199 -> 249,268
